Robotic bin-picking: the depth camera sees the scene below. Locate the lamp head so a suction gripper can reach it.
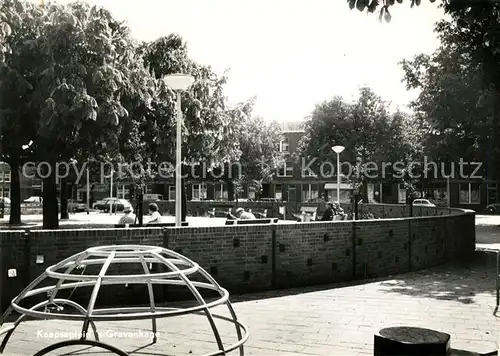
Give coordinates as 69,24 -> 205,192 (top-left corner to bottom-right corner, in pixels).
164,73 -> 195,91
332,145 -> 345,154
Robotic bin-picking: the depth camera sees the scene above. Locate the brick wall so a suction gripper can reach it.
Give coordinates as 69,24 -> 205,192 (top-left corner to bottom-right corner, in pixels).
355,219 -> 410,278
0,208 -> 475,313
166,225 -> 273,294
274,222 -> 353,288
0,230 -> 26,313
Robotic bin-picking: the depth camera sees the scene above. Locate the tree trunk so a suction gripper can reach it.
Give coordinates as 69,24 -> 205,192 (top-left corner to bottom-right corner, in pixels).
181,177 -> 187,222
60,178 -> 69,220
227,179 -> 234,201
137,186 -> 144,226
8,159 -> 21,225
360,182 -> 368,203
43,162 -> 59,229
407,190 -> 415,217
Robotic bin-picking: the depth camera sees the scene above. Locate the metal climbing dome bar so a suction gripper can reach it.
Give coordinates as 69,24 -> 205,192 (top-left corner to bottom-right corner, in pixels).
0,245 -> 249,355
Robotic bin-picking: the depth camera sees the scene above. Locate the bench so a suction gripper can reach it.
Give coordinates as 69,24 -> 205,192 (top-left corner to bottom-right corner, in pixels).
292,206 -> 318,221
207,207 -> 233,218
333,214 -> 348,221
114,222 -> 189,228
251,209 -> 267,218
225,218 -> 278,225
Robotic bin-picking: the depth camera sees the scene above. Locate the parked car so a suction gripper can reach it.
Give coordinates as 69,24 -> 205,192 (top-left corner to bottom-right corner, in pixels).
24,196 -> 43,204
412,199 -> 436,207
67,199 -> 87,213
143,194 -> 163,201
93,198 -> 132,213
92,199 -> 105,209
0,197 -> 10,207
485,203 -> 500,214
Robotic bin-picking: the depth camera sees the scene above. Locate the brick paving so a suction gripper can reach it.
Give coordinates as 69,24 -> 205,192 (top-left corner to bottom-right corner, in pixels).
1,252 -> 499,355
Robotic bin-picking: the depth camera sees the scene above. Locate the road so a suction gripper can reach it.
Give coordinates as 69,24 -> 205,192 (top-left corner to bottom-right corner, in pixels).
475,214 -> 500,250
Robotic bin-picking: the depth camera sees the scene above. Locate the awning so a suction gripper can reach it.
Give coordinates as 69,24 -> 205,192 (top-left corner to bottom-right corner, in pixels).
324,183 -> 352,190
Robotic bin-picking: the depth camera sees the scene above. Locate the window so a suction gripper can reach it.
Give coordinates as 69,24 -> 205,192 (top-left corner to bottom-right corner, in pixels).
215,183 -> 228,200
32,178 -> 42,188
279,137 -> 289,153
302,184 -> 318,202
116,185 -> 129,199
278,162 -> 293,177
192,184 -> 207,200
168,186 -> 176,201
288,186 -> 296,202
1,188 -> 10,198
488,182 -> 498,204
0,171 -> 10,183
431,188 -> 448,205
459,183 -> 480,204
326,189 -> 350,203
275,184 -> 282,200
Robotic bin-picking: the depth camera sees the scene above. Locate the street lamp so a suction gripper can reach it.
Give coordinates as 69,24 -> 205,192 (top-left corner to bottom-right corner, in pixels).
164,73 -> 195,227
332,145 -> 345,203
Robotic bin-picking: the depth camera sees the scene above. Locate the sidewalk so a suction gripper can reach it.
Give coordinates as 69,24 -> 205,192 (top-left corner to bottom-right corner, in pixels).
2,252 -> 499,355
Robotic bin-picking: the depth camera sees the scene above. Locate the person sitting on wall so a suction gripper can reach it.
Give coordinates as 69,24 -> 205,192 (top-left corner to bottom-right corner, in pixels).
235,207 -> 256,220
118,206 -> 136,225
146,203 -> 161,224
226,210 -> 237,220
333,201 -> 345,217
321,202 -> 335,221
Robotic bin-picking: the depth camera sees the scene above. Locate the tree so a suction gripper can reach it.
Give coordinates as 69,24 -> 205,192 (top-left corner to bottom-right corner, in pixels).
235,113 -> 283,200
0,0 -> 154,228
348,0 -> 500,117
400,23 -> 499,180
130,35 -> 243,213
349,0 -> 500,189
297,87 -> 422,201
0,0 -> 45,224
345,0 -> 490,23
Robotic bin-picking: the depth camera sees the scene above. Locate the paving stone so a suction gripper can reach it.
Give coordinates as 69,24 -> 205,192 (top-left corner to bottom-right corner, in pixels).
1,258 -> 499,355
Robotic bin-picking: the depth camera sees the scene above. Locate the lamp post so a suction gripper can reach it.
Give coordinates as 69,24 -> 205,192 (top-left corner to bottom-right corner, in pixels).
86,168 -> 90,214
164,73 -> 195,227
332,145 -> 345,203
109,168 -> 114,215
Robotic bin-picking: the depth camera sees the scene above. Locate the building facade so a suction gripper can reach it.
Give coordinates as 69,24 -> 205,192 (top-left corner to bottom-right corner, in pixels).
261,121 -> 353,204
2,119 -> 496,212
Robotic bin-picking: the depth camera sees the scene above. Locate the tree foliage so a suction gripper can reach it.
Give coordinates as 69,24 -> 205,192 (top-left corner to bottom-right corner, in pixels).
400,17 -> 499,178
297,87 -> 423,197
235,110 -> 283,196
344,0 -> 494,23
0,0 -> 156,227
350,0 -> 500,184
118,34 -> 242,182
0,0 -> 250,227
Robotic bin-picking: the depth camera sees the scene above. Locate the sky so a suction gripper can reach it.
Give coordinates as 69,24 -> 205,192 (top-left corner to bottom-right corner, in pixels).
46,0 -> 446,122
